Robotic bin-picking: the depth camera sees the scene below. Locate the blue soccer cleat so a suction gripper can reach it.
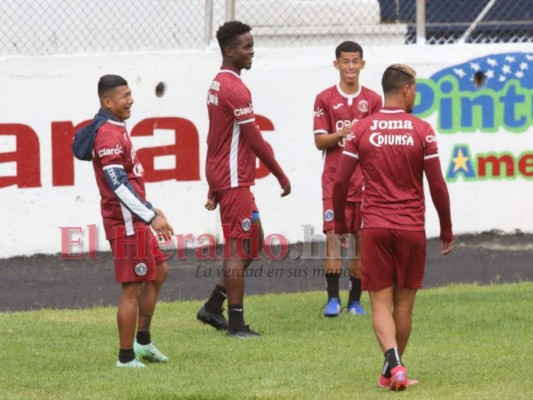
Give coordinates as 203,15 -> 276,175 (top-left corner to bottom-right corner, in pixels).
324,297 -> 341,317
347,301 -> 366,315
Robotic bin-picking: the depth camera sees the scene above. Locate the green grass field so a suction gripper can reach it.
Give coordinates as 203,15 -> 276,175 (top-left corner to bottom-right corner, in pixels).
1,283 -> 532,399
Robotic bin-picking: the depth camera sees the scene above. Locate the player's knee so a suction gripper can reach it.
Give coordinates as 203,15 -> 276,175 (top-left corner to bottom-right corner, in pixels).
157,262 -> 169,283
121,282 -> 142,301
324,260 -> 341,275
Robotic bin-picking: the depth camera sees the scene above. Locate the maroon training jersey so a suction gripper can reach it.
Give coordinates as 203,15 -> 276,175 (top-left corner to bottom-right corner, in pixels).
92,120 -> 151,239
343,107 -> 439,230
205,66 -> 257,192
313,84 -> 382,201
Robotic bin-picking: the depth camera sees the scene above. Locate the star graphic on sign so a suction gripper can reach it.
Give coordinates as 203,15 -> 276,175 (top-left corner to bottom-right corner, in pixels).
470,62 -> 480,70
486,70 -> 495,79
502,65 -> 511,74
519,62 -> 528,70
487,58 -> 498,67
452,149 -> 469,172
515,71 -> 524,79
526,55 -> 533,61
453,68 -> 466,78
505,55 -> 516,63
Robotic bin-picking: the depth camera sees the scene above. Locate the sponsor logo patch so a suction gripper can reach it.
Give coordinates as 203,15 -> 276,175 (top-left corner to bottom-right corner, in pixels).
98,144 -> 123,158
314,107 -> 324,117
324,209 -> 334,222
234,103 -> 253,117
207,93 -> 218,105
369,132 -> 414,147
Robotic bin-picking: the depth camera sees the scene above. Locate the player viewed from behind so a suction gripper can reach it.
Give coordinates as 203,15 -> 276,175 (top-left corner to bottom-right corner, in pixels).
72,74 -> 174,367
313,41 -> 382,317
333,64 -> 454,390
197,21 -> 291,338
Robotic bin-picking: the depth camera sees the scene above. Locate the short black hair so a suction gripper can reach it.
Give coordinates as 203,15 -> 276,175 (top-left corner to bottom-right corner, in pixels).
335,41 -> 363,59
216,21 -> 252,53
382,64 -> 416,95
98,74 -> 128,98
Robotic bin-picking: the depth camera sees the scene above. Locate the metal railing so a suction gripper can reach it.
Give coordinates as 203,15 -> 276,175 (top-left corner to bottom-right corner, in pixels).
0,0 -> 530,56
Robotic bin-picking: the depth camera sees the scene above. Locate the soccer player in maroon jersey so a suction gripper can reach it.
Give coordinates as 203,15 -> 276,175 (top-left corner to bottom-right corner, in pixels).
313,41 -> 382,317
333,64 -> 454,390
73,75 -> 174,367
196,21 -> 291,338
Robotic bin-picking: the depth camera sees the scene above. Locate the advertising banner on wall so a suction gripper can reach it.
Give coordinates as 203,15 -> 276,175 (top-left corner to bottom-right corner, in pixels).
1,44 -> 531,257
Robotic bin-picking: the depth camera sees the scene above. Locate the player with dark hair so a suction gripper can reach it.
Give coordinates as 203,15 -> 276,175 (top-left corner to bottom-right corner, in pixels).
73,74 -> 174,367
313,41 -> 382,317
197,21 -> 291,338
333,64 -> 454,390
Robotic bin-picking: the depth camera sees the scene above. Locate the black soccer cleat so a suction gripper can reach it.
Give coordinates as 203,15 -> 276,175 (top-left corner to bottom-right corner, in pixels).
226,325 -> 261,339
197,305 -> 228,331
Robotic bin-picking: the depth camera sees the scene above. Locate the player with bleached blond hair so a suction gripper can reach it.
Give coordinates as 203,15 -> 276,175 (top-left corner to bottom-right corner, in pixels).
333,64 -> 454,390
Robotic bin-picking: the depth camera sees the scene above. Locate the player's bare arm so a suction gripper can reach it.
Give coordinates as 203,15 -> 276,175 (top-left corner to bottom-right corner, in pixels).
240,122 -> 291,196
150,208 -> 174,240
314,124 -> 352,150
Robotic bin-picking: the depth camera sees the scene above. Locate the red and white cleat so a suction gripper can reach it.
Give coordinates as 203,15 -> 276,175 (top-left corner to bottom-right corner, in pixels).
376,366 -> 419,391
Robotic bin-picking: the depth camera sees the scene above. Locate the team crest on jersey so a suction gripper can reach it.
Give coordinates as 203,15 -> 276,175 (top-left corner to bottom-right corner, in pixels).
357,100 -> 369,112
134,263 -> 148,277
133,162 -> 144,176
324,209 -> 334,222
242,218 -> 251,231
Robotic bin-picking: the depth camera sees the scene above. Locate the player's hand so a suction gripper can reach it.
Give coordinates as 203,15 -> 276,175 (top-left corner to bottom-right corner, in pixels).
337,124 -> 352,139
204,196 -> 217,210
440,239 -> 454,255
333,233 -> 350,249
280,182 -> 291,197
151,209 -> 174,240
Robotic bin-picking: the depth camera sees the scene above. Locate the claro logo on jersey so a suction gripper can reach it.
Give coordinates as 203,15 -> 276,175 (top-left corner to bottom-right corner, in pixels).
314,107 -> 324,118
234,103 -> 253,117
98,144 -> 123,158
414,52 -> 533,182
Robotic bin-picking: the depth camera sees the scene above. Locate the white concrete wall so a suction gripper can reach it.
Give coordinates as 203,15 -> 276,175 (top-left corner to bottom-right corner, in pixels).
1,42 -> 532,258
